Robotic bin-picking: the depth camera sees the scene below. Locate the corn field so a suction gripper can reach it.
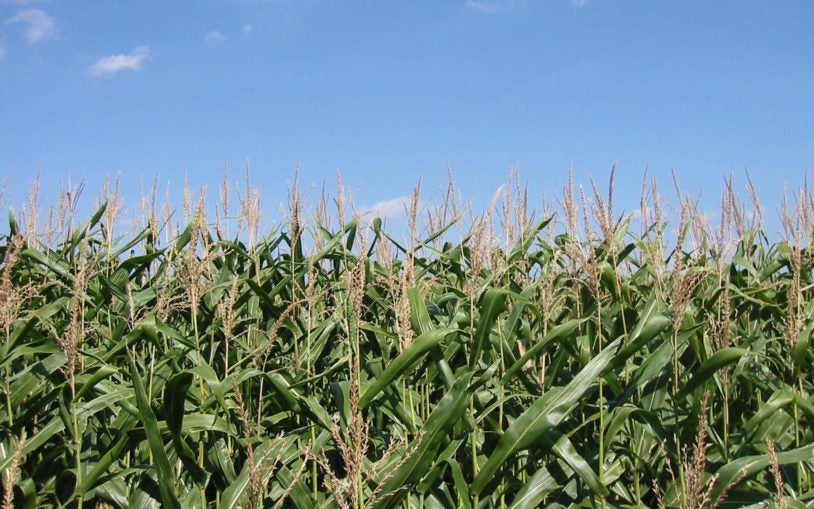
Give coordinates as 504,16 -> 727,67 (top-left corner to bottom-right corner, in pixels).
0,172 -> 813,508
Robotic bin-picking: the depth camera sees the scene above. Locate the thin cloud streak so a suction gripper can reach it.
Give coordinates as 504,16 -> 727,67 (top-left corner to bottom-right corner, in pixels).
205,30 -> 226,47
88,46 -> 150,77
467,0 -> 586,13
466,0 -> 500,13
360,196 -> 412,221
7,8 -> 56,43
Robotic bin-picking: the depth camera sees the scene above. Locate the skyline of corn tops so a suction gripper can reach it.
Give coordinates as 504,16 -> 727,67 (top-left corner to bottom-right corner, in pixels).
0,169 -> 812,508
3,168 -> 812,256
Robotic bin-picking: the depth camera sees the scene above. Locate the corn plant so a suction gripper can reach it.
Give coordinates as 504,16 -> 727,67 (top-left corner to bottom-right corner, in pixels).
0,171 -> 812,508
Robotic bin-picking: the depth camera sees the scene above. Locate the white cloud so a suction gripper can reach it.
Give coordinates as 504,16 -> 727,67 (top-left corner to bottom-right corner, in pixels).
205,30 -> 226,47
2,0 -> 44,6
465,0 -> 533,14
467,0 -> 582,13
7,9 -> 56,43
242,24 -> 253,35
89,46 -> 150,77
466,0 -> 500,13
360,196 -> 412,221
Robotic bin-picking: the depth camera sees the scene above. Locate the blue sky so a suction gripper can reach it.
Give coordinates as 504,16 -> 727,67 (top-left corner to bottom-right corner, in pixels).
1,0 -> 813,231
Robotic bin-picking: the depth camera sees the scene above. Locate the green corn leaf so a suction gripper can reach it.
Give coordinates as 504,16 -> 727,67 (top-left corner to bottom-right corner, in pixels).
372,371 -> 477,509
408,287 -> 433,335
509,466 -> 557,509
360,328 -> 455,408
469,289 -> 508,367
472,337 -> 621,495
549,431 -> 608,496
502,318 -> 588,383
164,371 -> 206,481
220,436 -> 298,509
710,442 -> 814,502
127,354 -> 180,509
679,347 -> 747,397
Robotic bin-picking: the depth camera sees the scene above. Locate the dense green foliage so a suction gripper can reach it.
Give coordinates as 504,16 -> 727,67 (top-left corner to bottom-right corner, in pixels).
0,177 -> 812,508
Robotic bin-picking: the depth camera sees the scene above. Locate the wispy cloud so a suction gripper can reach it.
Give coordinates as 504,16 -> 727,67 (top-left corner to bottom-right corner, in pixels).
467,0 -> 583,13
359,196 -> 412,221
0,44 -> 6,58
7,9 -> 56,43
89,46 -> 150,77
466,0 -> 500,13
242,24 -> 253,35
2,0 -> 44,6
205,30 -> 226,47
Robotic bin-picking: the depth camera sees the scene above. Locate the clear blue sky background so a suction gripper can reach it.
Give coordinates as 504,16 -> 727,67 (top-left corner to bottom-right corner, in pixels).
1,0 -> 812,232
